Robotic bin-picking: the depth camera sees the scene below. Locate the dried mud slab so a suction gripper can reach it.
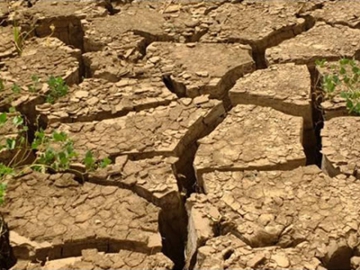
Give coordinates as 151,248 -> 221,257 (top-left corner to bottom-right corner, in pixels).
6,172 -> 162,262
194,105 -> 305,182
186,166 -> 360,270
89,155 -> 187,267
266,22 -> 360,67
14,249 -> 173,270
18,1 -> 109,49
89,156 -> 180,210
0,27 -> 16,60
321,117 -> 360,178
144,1 -> 225,43
310,1 -> 360,28
36,77 -> 177,124
196,235 -> 323,270
147,42 -> 255,98
200,2 -> 310,50
229,63 -> 313,129
82,50 -> 153,81
50,97 -> 225,161
83,3 -> 173,59
315,61 -> 359,119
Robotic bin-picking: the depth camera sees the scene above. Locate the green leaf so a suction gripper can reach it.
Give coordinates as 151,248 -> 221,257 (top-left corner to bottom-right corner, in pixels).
0,183 -> 7,205
0,113 -> 7,125
315,59 -> 326,67
0,163 -> 14,178
31,74 -> 39,83
28,85 -> 36,93
340,91 -> 348,99
46,76 -> 68,104
99,157 -> 112,169
12,115 -> 23,127
5,138 -> 16,150
352,66 -> 360,75
340,67 -> 346,75
11,84 -> 21,94
340,58 -> 350,65
52,131 -> 67,142
83,150 -> 95,170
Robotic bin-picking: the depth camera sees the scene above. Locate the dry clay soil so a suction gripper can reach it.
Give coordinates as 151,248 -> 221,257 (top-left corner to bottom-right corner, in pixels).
1,0 -> 360,270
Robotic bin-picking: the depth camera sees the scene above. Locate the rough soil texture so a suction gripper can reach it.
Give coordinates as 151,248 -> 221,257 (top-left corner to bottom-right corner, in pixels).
310,1 -> 360,28
194,105 -> 305,182
321,117 -> 360,179
16,249 -> 173,270
200,2 -> 310,49
266,22 -> 360,67
229,63 -> 313,128
36,77 -> 177,124
1,0 -> 360,269
196,235 -> 322,270
7,172 -> 162,260
0,27 -> 16,60
0,37 -> 80,116
83,3 -> 171,56
186,166 -> 360,270
17,1 -> 109,50
145,42 -> 255,98
49,97 -> 225,160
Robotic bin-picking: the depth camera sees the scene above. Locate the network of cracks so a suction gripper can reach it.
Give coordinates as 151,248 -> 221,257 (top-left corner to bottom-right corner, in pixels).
1,0 -> 360,269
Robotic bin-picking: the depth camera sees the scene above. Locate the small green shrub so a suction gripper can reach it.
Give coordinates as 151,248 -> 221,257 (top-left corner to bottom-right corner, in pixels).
12,20 -> 36,57
46,76 -> 68,104
316,58 -> 360,115
1,75 -> 69,103
0,107 -> 111,204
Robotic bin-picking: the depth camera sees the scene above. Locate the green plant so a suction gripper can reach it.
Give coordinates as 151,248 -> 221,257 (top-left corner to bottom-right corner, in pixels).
46,76 -> 68,104
11,83 -> 21,94
316,58 -> 360,115
28,75 -> 40,93
12,21 -> 36,57
2,75 -> 69,103
0,108 -> 111,204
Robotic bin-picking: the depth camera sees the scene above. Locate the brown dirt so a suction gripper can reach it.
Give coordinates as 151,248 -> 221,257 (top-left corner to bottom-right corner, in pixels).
187,166 -> 360,269
36,77 -> 177,124
229,63 -> 313,129
266,22 -> 360,67
0,1 -> 360,269
194,104 -> 305,183
196,234 -> 322,270
310,1 -> 360,28
321,117 -> 360,179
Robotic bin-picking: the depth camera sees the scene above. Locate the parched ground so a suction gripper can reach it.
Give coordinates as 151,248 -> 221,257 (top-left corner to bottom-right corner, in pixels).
1,1 -> 360,269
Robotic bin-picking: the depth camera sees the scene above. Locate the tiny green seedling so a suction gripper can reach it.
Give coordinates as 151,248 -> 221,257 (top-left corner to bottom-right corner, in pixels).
316,58 -> 360,115
12,20 -> 36,57
11,84 -> 21,94
28,75 -> 40,93
46,76 -> 68,104
4,75 -> 69,103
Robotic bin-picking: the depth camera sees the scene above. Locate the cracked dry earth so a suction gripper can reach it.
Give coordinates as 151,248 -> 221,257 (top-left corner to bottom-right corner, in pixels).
1,0 -> 360,270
